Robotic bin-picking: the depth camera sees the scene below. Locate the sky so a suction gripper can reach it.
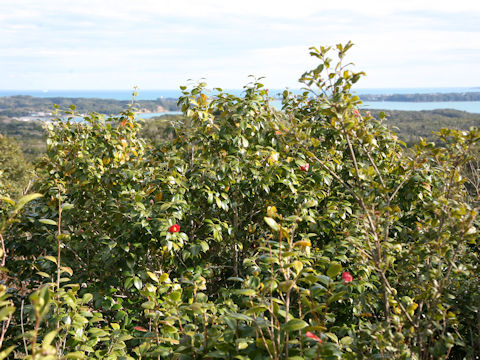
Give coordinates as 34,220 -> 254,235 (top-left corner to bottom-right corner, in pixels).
1,0 -> 480,90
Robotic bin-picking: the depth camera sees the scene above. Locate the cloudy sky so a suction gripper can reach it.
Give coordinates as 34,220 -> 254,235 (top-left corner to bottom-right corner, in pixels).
1,0 -> 479,90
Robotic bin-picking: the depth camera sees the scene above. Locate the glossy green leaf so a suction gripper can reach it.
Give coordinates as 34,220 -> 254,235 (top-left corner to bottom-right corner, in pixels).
39,218 -> 57,226
327,262 -> 342,278
284,319 -> 308,332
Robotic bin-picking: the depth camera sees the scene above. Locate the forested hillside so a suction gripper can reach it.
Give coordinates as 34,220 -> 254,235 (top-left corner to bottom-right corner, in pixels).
0,116 -> 45,159
372,108 -> 480,145
0,95 -> 178,117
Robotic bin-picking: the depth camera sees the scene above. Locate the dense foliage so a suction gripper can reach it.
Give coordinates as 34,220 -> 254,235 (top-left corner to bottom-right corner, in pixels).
0,134 -> 31,198
139,115 -> 183,143
4,106 -> 480,161
0,43 -> 479,359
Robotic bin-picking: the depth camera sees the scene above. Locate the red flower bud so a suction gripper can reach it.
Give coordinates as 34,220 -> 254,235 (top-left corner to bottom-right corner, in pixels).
306,331 -> 322,343
300,163 -> 310,172
169,224 -> 180,233
342,271 -> 353,283
133,326 -> 148,332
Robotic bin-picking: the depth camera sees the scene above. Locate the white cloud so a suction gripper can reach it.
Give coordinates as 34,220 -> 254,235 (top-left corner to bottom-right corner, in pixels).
1,0 -> 479,89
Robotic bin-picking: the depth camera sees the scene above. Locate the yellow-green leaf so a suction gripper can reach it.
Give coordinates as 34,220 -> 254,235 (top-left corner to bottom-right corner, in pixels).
0,196 -> 15,207
42,255 -> 57,264
14,193 -> 42,212
42,330 -> 58,348
147,271 -> 159,283
60,266 -> 73,276
264,217 -> 280,231
39,219 -> 57,226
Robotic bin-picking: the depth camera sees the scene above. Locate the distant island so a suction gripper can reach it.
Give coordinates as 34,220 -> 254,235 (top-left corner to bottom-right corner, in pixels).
359,92 -> 480,102
0,95 -> 178,118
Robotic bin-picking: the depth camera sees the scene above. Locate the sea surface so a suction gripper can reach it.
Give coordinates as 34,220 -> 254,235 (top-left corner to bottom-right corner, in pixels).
2,88 -> 480,114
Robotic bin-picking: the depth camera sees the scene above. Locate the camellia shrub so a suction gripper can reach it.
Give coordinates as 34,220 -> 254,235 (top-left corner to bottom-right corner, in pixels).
0,42 -> 479,359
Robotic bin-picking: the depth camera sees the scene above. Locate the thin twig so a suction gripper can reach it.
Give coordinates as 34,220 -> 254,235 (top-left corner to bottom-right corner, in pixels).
0,312 -> 12,349
21,299 -> 28,356
0,233 -> 5,268
362,144 -> 386,188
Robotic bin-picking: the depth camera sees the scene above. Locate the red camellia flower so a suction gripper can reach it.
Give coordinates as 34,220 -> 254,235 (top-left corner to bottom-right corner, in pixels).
169,224 -> 180,233
353,109 -> 360,116
306,331 -> 322,343
300,163 -> 310,172
342,271 -> 353,283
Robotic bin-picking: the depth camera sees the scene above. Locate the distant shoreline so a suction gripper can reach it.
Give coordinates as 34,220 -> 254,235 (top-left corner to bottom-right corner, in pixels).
1,87 -> 480,101
2,91 -> 480,117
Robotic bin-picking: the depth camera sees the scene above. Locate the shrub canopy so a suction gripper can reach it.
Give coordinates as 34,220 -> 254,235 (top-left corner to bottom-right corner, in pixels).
0,43 -> 479,359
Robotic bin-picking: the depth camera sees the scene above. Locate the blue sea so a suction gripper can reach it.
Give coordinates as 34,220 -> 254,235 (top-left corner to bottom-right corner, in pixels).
1,87 -> 480,114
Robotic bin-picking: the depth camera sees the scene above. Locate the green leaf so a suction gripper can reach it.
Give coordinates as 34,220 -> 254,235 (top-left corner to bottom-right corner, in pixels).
61,203 -> 74,211
0,346 -> 15,360
327,290 -> 346,304
82,293 -> 93,304
224,316 -> 237,330
246,305 -> 268,315
133,277 -> 142,290
233,289 -> 256,296
64,351 -> 86,359
228,312 -> 254,321
235,338 -> 250,351
292,260 -> 303,274
36,271 -> 51,278
327,262 -> 342,278
189,303 -> 203,314
264,217 -> 280,231
325,332 -> 338,343
340,336 -> 353,346
279,280 -> 295,292
88,328 -> 109,337
39,218 -> 57,226
141,301 -> 155,309
169,291 -> 181,302
42,330 -> 58,348
284,318 -> 308,332
0,306 -> 15,322
14,193 -> 42,212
